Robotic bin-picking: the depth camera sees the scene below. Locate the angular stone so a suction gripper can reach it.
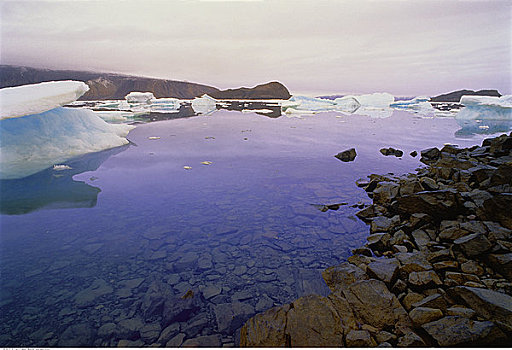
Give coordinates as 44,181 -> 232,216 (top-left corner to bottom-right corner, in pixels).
182,334 -> 222,347
322,262 -> 368,294
422,316 -> 507,346
240,305 -> 289,347
395,252 -> 433,274
214,302 -> 254,334
335,148 -> 357,162
58,324 -> 94,347
344,279 -> 411,330
201,285 -> 222,300
166,333 -> 185,347
461,260 -> 485,275
327,294 -> 358,333
346,330 -> 376,347
412,293 -> 447,312
157,323 -> 180,344
140,281 -> 174,321
286,295 -> 344,347
373,182 -> 400,205
370,215 -> 400,233
117,317 -> 144,340
420,147 -> 440,161
117,339 -> 144,347
162,290 -> 202,326
366,258 -> 399,285
449,286 -> 512,332
376,331 -> 397,344
409,307 -> 443,326
74,279 -> 113,308
367,233 -> 391,252
140,323 -> 161,344
396,331 -> 426,347
409,270 -> 442,289
396,190 -> 463,219
420,177 -> 439,191
447,306 -> 476,319
98,323 -> 116,339
411,229 -> 431,249
433,260 -> 459,271
402,291 -> 425,311
454,233 -> 492,256
486,253 -> 512,280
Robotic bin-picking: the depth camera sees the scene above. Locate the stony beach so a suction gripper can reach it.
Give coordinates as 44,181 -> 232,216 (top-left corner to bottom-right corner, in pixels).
240,133 -> 512,347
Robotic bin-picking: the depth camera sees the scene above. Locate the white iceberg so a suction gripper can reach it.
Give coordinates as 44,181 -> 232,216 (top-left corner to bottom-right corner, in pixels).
285,95 -> 336,112
456,95 -> 512,120
125,91 -> 155,104
0,81 -> 134,179
390,96 -> 436,117
0,81 -> 90,119
191,94 -> 217,115
340,92 -> 395,108
333,96 -> 361,113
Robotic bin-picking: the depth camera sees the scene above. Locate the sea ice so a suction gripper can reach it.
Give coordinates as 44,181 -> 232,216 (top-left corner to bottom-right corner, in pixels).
333,96 -> 361,113
457,95 -> 512,120
341,92 -> 395,108
125,91 -> 155,103
191,94 -> 218,115
0,81 -> 89,119
0,81 -> 134,179
390,96 -> 436,117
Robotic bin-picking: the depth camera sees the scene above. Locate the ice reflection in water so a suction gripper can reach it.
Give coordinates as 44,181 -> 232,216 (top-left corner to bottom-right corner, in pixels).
0,109 -> 504,347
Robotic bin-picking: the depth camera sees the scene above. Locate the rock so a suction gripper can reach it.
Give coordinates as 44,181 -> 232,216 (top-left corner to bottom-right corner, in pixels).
410,150 -> 418,157
211,81 -> 292,100
422,316 -> 507,346
372,182 -> 400,205
98,322 -> 117,339
433,260 -> 459,270
343,279 -> 411,330
395,252 -> 433,274
380,147 -> 403,157
74,279 -> 113,308
214,302 -> 254,334
255,294 -> 274,312
117,339 -> 144,347
165,333 -> 185,347
116,317 -> 144,340
322,262 -> 368,294
408,270 -> 442,289
366,258 -> 399,285
420,177 -> 439,191
402,291 -> 425,311
412,293 -> 447,312
346,329 -> 377,347
454,233 -> 492,256
182,334 -> 222,347
240,305 -> 289,347
286,295 -> 344,347
367,233 -> 391,252
461,260 -> 485,275
174,251 -> 199,271
486,253 -> 512,280
480,193 -> 512,230
370,215 -> 400,233
411,229 -> 431,249
157,323 -> 180,344
162,290 -> 202,326
447,306 -> 476,319
449,286 -> 512,332
396,331 -> 427,347
140,323 -> 161,344
58,323 -> 94,346
140,281 -> 174,321
184,313 -> 209,337
420,147 -> 440,162
327,294 -> 358,333
409,307 -> 443,326
200,285 -> 221,300
396,189 -> 463,219
335,148 -> 357,162
376,330 -> 397,344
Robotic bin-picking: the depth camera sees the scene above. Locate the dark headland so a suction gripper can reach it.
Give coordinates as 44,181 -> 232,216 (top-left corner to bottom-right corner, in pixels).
0,65 -> 291,100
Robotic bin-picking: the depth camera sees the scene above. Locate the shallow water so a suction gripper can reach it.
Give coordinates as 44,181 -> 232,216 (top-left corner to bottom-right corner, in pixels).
0,109 -> 507,346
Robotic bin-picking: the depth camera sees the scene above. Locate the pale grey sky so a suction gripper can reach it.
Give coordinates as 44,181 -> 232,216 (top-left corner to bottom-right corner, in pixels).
1,0 -> 511,96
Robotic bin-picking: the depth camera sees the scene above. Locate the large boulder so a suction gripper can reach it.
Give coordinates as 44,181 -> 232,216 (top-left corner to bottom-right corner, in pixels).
396,190 -> 463,220
343,279 -> 411,331
322,262 -> 368,294
240,305 -> 289,347
448,286 -> 512,332
422,316 -> 506,346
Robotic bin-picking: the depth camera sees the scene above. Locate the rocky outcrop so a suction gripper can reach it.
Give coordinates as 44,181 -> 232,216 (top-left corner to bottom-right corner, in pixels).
240,133 -> 512,347
209,81 -> 291,100
430,89 -> 501,103
0,65 -> 291,100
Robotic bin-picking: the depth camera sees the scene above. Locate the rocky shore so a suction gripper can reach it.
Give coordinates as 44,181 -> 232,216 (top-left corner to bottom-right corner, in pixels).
240,133 -> 512,347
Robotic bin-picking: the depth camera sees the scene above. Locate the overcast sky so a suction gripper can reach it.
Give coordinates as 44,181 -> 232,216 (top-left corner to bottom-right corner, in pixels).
1,0 -> 511,96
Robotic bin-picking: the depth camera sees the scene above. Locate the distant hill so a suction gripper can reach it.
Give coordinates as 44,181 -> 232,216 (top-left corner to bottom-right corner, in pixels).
430,89 -> 501,103
0,65 -> 291,100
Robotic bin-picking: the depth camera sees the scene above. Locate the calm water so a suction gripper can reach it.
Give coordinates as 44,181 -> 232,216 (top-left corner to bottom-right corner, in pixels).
0,109 -> 508,346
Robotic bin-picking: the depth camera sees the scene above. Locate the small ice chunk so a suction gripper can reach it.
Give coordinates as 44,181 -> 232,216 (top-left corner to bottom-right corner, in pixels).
148,136 -> 161,140
53,164 -> 72,171
125,92 -> 155,104
0,81 -> 90,119
183,166 -> 192,170
201,161 -> 212,165
191,94 -> 217,115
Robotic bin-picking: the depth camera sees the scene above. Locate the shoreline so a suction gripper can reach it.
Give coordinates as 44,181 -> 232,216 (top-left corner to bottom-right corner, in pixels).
240,132 -> 512,347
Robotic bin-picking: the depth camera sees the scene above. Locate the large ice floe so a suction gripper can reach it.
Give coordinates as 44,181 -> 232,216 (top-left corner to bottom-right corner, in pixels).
390,96 -> 436,117
191,94 -> 218,115
456,95 -> 512,120
0,81 -> 134,179
125,91 -> 155,104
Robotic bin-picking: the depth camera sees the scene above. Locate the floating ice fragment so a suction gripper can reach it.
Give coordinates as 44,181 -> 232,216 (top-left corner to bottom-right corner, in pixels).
125,92 -> 155,103
191,94 -> 217,115
148,136 -> 161,140
53,164 -> 72,171
201,161 -> 212,165
0,81 -> 90,119
183,166 -> 192,170
456,95 -> 512,120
